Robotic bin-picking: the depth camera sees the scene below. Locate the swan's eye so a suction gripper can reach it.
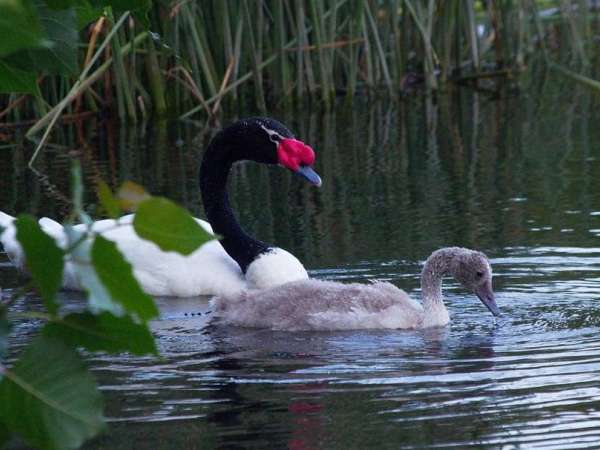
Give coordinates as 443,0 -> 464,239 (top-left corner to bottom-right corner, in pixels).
476,271 -> 484,278
260,124 -> 284,144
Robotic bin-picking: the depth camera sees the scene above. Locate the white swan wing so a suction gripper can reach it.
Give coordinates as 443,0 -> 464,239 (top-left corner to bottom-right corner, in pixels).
103,223 -> 244,296
0,212 -> 244,297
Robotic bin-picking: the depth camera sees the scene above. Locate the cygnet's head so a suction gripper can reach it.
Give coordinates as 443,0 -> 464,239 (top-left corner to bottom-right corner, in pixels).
449,249 -> 500,317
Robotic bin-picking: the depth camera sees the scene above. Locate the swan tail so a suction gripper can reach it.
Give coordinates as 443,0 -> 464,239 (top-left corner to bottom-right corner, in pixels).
0,212 -> 25,270
1,213 -> 68,272
211,292 -> 243,313
0,211 -> 14,229
210,291 -> 253,326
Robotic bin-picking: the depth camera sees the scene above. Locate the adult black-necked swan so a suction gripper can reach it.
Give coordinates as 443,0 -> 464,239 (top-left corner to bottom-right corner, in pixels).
212,247 -> 500,330
0,118 -> 321,297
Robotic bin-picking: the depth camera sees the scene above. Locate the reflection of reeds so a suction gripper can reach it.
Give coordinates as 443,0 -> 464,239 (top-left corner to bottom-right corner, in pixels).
2,2 -> 600,124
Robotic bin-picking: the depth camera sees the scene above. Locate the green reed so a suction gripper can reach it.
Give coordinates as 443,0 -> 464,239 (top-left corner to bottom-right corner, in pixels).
1,0 -> 600,126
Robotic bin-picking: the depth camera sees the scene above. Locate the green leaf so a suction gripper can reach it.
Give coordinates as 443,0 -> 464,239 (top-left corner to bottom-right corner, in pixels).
34,0 -> 78,75
0,60 -> 39,94
0,0 -> 47,57
97,181 -> 121,218
91,0 -> 150,27
71,160 -> 84,213
70,160 -> 93,226
44,0 -> 74,8
134,197 -> 214,256
0,422 -> 10,448
74,0 -> 103,30
105,0 -> 148,13
43,0 -> 88,9
91,235 -> 158,321
7,0 -> 79,75
64,226 -> 124,317
14,215 -> 64,314
0,336 -> 104,450
44,0 -> 103,27
44,312 -> 157,355
117,180 -> 150,211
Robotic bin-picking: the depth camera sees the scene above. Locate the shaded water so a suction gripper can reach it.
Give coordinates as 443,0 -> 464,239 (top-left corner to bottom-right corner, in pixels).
2,75 -> 600,448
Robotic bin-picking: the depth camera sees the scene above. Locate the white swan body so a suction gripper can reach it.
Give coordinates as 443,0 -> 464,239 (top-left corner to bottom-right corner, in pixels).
0,212 -> 307,297
212,247 -> 500,331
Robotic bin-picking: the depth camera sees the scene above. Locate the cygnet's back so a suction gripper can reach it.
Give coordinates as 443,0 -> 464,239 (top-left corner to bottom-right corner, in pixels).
212,278 -> 423,331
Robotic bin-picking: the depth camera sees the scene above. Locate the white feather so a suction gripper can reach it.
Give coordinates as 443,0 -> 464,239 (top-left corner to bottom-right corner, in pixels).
0,212 -> 307,297
245,248 -> 308,290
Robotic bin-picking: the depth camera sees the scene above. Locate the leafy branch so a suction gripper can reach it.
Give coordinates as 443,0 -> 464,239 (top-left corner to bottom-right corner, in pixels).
0,164 -> 215,450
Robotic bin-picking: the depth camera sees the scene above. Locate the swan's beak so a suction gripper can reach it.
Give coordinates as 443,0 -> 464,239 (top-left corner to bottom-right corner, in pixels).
295,165 -> 322,187
277,138 -> 321,186
475,281 -> 501,317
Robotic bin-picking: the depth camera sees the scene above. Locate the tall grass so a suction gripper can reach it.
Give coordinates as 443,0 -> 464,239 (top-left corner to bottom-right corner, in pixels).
1,0 -> 600,125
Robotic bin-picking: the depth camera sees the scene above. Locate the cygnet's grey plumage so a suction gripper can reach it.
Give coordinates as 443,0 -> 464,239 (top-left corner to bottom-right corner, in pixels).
213,279 -> 422,331
212,247 -> 500,331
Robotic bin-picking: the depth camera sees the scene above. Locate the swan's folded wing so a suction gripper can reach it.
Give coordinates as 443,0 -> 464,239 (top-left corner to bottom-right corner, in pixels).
212,279 -> 426,331
1,212 -> 239,297
306,282 -> 424,330
99,223 -> 243,297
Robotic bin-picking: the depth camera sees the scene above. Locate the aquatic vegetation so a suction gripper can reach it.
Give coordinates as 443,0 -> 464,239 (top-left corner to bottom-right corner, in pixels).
1,0 -> 600,125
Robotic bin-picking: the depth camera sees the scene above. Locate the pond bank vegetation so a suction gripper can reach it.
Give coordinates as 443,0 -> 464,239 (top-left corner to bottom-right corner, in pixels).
1,0 -> 600,131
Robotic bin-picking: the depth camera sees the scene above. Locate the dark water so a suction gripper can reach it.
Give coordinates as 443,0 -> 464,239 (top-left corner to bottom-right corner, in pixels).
3,75 -> 600,448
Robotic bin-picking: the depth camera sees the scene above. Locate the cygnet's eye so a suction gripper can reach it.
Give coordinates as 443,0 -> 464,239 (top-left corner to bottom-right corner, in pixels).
476,271 -> 484,278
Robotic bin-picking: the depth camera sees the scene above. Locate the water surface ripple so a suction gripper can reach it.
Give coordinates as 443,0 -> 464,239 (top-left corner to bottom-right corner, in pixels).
64,246 -> 600,449
2,83 -> 600,448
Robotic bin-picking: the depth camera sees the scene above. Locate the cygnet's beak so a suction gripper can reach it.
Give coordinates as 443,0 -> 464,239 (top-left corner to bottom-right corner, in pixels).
475,281 -> 501,317
295,165 -> 322,187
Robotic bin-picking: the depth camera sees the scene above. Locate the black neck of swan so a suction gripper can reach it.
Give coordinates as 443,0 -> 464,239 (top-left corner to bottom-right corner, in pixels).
199,126 -> 276,273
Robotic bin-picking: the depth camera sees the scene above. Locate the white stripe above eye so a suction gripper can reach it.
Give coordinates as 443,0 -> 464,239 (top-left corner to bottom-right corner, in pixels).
260,124 -> 284,143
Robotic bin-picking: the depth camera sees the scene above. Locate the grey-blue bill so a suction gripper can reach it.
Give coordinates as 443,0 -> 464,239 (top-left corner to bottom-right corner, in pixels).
295,165 -> 322,187
475,282 -> 501,317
